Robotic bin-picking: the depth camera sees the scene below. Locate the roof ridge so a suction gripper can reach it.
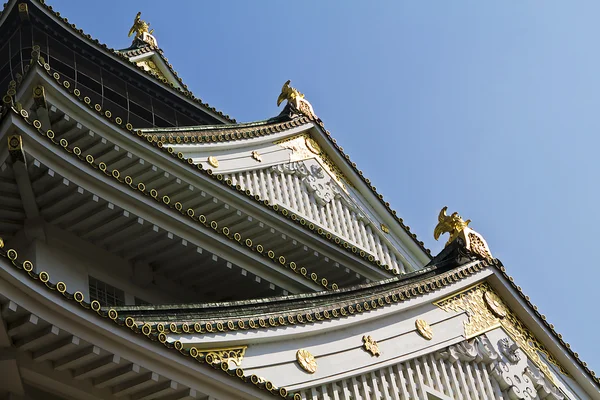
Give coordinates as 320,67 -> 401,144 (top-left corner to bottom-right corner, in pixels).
140,114 -> 294,134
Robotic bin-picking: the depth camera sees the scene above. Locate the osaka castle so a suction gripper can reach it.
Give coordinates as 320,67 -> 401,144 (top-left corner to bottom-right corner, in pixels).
0,1 -> 598,399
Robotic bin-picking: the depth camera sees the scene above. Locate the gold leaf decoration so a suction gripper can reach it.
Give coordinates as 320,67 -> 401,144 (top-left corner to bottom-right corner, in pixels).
296,349 -> 317,374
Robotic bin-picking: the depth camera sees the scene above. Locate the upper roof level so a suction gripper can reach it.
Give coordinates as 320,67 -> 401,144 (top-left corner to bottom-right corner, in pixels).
0,0 -> 235,128
0,1 -> 432,300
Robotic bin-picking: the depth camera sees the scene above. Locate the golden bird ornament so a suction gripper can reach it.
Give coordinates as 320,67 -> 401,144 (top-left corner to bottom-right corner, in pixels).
434,206 -> 471,246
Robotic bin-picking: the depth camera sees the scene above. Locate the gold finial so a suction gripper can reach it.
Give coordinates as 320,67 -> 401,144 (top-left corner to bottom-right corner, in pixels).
434,206 -> 471,246
277,80 -> 303,107
128,12 -> 157,47
277,80 -> 317,119
433,206 -> 492,259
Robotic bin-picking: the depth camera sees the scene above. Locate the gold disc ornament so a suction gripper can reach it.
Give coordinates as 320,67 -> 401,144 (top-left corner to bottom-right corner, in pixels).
296,349 -> 317,373
207,156 -> 219,168
415,319 -> 433,340
305,137 -> 321,155
484,290 -> 507,318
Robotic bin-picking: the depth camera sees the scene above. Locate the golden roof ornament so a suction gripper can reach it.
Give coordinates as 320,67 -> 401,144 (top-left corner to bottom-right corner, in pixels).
434,206 -> 471,246
128,12 -> 157,48
277,80 -> 317,119
434,206 -> 492,259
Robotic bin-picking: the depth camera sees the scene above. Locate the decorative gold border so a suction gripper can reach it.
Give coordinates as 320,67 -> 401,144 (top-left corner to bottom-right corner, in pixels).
435,283 -> 568,384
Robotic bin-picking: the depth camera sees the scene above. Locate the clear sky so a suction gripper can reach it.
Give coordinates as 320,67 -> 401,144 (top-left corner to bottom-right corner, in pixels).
49,1 -> 599,374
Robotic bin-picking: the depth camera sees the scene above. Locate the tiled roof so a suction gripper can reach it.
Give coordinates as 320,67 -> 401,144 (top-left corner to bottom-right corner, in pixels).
27,0 -> 236,123
141,113 -> 310,143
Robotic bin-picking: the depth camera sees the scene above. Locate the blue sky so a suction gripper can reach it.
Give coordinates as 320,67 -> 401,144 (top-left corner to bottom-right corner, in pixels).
50,1 -> 599,374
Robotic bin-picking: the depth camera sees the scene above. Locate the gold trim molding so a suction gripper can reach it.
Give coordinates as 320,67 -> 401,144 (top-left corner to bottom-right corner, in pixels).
191,345 -> 247,367
136,60 -> 167,81
434,283 -> 567,383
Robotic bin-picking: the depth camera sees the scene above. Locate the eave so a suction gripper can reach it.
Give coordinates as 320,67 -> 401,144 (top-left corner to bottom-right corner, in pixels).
0,249 -> 276,400
3,112 -> 327,296
11,63 -> 397,284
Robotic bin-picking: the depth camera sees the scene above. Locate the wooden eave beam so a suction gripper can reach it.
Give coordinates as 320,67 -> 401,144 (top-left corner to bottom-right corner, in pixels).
12,160 -> 40,219
14,325 -> 60,351
130,380 -> 178,400
72,354 -> 121,381
53,345 -> 101,371
111,372 -> 158,397
92,363 -> 140,389
32,335 -> 80,363
0,300 -> 24,396
17,351 -> 109,400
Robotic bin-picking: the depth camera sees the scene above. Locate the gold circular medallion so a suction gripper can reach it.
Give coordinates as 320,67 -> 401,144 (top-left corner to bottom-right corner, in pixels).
484,291 -> 506,318
296,349 -> 317,373
415,319 -> 433,340
207,156 -> 219,168
305,137 -> 321,155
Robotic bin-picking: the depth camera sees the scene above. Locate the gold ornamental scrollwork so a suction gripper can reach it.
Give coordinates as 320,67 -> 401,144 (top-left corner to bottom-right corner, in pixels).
415,319 -> 433,340
362,335 -> 381,356
467,231 -> 492,259
296,349 -> 317,373
434,283 -> 568,384
205,346 -> 247,367
136,60 -> 167,81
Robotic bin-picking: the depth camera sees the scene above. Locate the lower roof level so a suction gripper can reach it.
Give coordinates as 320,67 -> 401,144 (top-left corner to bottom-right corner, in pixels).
0,234 -> 598,399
